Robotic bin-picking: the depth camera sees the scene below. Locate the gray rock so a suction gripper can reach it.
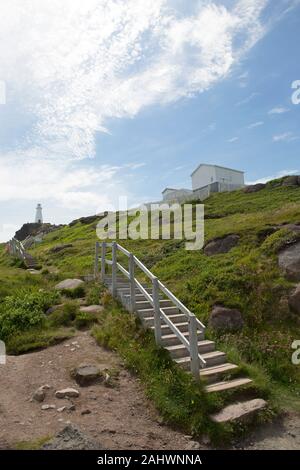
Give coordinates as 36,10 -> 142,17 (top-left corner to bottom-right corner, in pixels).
42,425 -> 102,450
55,388 -> 80,399
55,279 -> 84,291
204,234 -> 240,256
50,244 -> 73,254
211,399 -> 267,423
282,175 -> 300,186
243,183 -> 266,193
73,365 -> 102,387
46,304 -> 63,315
278,241 -> 300,281
41,404 -> 56,410
32,387 -> 46,403
80,305 -> 103,314
288,285 -> 300,315
209,305 -> 244,332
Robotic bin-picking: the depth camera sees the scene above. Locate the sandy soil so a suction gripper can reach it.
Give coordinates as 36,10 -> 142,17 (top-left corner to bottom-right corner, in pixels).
0,333 -> 201,450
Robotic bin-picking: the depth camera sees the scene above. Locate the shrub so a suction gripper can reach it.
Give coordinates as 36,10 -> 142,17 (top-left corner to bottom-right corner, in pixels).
85,284 -> 103,305
74,310 -> 97,329
61,285 -> 85,299
48,301 -> 78,327
0,289 -> 59,340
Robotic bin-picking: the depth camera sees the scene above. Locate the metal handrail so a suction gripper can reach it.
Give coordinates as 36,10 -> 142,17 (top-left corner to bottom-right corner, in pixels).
96,241 -> 207,378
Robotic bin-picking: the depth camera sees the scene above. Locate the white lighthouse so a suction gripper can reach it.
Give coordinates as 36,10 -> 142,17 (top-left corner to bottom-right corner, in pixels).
35,203 -> 43,224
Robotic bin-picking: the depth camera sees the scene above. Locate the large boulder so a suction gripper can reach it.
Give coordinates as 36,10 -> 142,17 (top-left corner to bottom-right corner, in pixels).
72,364 -> 104,386
209,306 -> 244,332
278,241 -> 300,281
288,285 -> 300,315
204,234 -> 240,256
55,279 -> 84,291
243,183 -> 266,193
282,175 -> 300,187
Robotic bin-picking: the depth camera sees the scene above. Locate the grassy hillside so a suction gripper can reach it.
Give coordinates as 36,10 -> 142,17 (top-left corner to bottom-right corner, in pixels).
1,182 -> 300,440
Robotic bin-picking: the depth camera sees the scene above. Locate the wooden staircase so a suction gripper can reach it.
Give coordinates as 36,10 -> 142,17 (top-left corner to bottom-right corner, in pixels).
97,242 -> 253,394
105,277 -> 252,392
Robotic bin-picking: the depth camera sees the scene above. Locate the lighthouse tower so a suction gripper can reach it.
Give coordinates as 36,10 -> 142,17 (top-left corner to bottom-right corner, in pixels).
35,204 -> 43,224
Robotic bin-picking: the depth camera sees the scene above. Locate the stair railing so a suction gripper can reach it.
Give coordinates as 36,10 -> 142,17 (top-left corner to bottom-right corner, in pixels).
7,238 -> 26,262
95,241 -> 207,379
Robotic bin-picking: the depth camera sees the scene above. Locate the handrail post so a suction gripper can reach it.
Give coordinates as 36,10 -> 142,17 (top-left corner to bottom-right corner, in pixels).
94,241 -> 100,280
188,315 -> 200,381
152,277 -> 162,346
112,242 -> 117,297
129,253 -> 136,313
101,242 -> 107,282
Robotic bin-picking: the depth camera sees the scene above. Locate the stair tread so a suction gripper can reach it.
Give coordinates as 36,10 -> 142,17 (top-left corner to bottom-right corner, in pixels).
166,340 -> 214,352
174,350 -> 225,365
205,378 -> 252,393
150,322 -> 189,330
200,363 -> 239,376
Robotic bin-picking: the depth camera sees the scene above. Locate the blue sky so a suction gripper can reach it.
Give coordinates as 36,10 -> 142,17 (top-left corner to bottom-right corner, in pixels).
0,0 -> 300,241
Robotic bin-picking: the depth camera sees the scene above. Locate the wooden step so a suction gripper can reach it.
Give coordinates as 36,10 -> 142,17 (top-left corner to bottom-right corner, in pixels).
166,340 -> 215,358
199,363 -> 239,384
175,351 -> 226,370
143,313 -> 187,327
161,331 -> 204,346
151,322 -> 190,335
138,306 -> 179,318
135,299 -> 173,310
205,377 -> 252,393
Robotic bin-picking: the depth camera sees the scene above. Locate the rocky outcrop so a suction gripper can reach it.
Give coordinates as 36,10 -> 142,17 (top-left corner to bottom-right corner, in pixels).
204,234 -> 240,256
209,305 -> 244,332
55,279 -> 84,291
278,241 -> 300,281
42,425 -> 101,450
288,285 -> 300,315
282,175 -> 300,186
69,215 -> 99,227
243,183 -> 266,193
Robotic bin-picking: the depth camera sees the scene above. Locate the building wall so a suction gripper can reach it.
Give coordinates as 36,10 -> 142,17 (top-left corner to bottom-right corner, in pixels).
162,188 -> 193,201
191,165 -> 216,190
214,166 -> 244,187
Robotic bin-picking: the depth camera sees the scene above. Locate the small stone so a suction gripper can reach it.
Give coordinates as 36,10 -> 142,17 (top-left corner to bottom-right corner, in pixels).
70,348 -> 76,352
73,365 -> 102,387
57,407 -> 66,413
41,404 -> 56,411
55,388 -> 80,399
32,387 -> 46,403
81,409 -> 91,415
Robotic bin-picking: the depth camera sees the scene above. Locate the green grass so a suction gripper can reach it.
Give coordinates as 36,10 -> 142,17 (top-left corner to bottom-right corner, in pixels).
1,182 -> 300,437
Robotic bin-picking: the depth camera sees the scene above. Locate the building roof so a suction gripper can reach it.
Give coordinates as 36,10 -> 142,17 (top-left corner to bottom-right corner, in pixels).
191,163 -> 244,177
162,187 -> 192,194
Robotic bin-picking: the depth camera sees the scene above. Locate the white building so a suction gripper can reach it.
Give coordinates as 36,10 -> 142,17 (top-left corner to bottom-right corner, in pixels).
162,187 -> 193,202
191,164 -> 244,191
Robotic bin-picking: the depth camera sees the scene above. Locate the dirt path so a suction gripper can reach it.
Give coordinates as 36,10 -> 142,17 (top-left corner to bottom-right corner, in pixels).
235,413 -> 300,450
0,333 -> 201,450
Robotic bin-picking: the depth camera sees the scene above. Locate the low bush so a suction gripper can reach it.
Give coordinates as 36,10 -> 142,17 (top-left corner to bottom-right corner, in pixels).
48,301 -> 78,327
74,310 -> 97,329
0,288 -> 60,340
61,285 -> 85,299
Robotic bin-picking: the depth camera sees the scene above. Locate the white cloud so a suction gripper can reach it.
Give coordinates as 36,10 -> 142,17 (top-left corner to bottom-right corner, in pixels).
247,169 -> 299,185
268,106 -> 289,115
228,137 -> 239,142
273,132 -> 299,142
236,92 -> 260,106
0,0 -> 290,162
247,121 -> 264,129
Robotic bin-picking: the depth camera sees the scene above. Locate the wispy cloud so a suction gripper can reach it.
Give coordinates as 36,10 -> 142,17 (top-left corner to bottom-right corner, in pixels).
273,132 -> 299,142
268,106 -> 289,115
247,169 -> 299,185
236,92 -> 260,107
247,121 -> 264,129
228,137 -> 239,143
